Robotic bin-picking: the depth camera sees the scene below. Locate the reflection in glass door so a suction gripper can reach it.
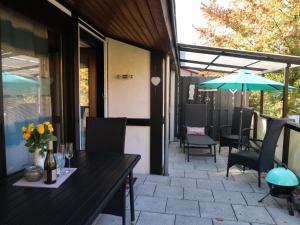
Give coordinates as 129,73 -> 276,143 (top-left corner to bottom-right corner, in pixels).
79,44 -> 90,150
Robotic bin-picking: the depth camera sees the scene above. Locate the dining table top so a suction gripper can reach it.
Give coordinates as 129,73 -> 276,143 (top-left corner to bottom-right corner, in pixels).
0,151 -> 141,225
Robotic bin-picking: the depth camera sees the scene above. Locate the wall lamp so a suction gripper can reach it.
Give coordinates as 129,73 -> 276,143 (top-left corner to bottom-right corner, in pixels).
116,74 -> 134,79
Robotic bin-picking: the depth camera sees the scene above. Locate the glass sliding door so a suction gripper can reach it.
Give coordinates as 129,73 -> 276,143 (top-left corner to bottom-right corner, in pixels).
79,43 -> 91,150
0,6 -> 52,174
78,28 -> 104,150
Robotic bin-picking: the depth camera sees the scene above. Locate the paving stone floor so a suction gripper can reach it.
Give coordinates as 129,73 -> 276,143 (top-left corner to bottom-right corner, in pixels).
93,142 -> 300,225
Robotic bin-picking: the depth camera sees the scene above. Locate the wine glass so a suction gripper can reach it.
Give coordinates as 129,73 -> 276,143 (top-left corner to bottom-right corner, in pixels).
65,142 -> 74,173
55,144 -> 65,175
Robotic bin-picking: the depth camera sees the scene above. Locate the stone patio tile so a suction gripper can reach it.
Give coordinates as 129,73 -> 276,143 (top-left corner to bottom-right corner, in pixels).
213,190 -> 246,204
154,185 -> 183,199
232,205 -> 275,224
136,212 -> 175,225
223,180 -> 253,193
249,182 -> 269,193
267,207 -> 300,225
197,179 -> 225,190
242,192 -> 280,207
200,202 -> 236,221
166,198 -> 200,217
135,196 -> 166,213
184,187 -> 214,202
168,170 -> 185,178
213,219 -> 249,225
135,183 -> 156,197
93,210 -> 140,225
232,172 -> 258,183
175,215 -> 212,225
185,170 -> 209,179
171,177 -> 197,188
145,175 -> 171,185
134,174 -> 147,185
174,162 -> 194,171
251,224 -> 272,225
208,171 -> 234,181
194,163 -> 218,171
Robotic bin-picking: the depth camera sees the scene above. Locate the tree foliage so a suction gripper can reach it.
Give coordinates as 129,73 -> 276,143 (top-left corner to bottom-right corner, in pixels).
196,0 -> 300,117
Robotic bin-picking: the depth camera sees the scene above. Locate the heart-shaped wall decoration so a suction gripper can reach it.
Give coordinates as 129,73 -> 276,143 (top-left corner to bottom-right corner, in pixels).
151,77 -> 161,86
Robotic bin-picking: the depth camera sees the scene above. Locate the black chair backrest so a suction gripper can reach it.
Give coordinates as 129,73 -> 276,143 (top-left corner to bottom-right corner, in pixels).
231,107 -> 254,136
184,104 -> 208,127
259,118 -> 286,171
86,117 -> 127,154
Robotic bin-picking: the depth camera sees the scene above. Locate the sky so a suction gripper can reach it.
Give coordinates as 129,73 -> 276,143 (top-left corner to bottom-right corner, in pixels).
175,0 -> 229,45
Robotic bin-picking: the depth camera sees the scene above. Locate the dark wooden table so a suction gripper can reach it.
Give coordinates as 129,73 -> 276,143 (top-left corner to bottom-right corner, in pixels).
0,152 -> 140,225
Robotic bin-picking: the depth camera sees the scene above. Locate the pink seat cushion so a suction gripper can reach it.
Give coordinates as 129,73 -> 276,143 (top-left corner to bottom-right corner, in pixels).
187,126 -> 205,136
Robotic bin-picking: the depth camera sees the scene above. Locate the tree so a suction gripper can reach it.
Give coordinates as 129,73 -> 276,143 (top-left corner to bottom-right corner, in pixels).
196,0 -> 300,117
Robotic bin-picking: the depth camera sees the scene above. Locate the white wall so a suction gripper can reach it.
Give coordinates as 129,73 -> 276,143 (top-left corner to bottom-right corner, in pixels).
107,38 -> 150,174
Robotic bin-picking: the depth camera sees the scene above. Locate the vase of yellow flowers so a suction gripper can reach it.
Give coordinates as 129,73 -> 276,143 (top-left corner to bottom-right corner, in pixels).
22,121 -> 57,169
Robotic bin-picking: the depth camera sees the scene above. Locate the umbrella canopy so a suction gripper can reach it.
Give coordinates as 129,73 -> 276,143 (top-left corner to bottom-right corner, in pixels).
2,72 -> 40,97
2,72 -> 39,89
199,71 -> 296,91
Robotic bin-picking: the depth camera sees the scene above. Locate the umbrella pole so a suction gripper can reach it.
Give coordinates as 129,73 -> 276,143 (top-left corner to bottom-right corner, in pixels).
239,84 -> 244,149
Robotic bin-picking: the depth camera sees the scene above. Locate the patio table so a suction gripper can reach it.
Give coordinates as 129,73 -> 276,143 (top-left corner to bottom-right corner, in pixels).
0,151 -> 140,225
186,134 -> 217,162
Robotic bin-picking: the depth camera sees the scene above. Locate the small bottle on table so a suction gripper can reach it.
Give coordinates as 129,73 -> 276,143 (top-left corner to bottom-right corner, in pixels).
44,141 -> 57,184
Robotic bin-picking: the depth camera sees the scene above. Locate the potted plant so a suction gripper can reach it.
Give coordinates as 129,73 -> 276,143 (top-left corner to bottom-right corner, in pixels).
21,121 -> 57,168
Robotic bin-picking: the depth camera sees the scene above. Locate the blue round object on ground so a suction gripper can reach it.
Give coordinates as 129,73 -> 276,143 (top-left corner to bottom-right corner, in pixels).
266,167 -> 299,186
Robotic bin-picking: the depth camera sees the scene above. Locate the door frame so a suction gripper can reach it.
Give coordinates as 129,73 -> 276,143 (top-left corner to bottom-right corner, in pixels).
75,23 -> 106,150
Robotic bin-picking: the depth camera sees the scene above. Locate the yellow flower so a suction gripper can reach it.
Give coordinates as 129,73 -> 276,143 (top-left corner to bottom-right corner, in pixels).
21,127 -> 27,132
48,124 -> 54,133
43,121 -> 50,126
27,123 -> 34,133
36,124 -> 45,134
22,132 -> 31,140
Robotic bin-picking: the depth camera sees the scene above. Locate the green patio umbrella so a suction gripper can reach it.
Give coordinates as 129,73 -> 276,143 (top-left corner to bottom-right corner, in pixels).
199,71 -> 295,91
199,71 -> 296,143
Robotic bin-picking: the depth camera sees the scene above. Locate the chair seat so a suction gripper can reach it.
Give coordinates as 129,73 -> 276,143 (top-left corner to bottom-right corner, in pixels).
229,149 -> 260,171
231,149 -> 259,161
221,134 -> 239,141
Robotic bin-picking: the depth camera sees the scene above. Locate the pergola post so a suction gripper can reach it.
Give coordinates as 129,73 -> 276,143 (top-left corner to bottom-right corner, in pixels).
282,63 -> 290,165
260,91 -> 264,114
282,64 -> 290,118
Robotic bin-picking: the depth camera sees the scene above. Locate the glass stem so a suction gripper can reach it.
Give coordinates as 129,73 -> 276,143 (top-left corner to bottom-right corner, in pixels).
69,158 -> 71,168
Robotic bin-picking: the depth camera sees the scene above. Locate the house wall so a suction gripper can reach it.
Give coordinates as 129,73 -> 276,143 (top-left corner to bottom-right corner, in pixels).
106,38 -> 150,174
256,116 -> 300,176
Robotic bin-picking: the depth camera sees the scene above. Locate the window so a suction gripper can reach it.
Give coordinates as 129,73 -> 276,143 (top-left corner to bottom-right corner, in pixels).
0,6 -> 54,174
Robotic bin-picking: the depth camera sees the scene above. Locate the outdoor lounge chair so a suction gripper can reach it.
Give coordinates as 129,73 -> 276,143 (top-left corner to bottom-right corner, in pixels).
86,117 -> 136,223
182,104 -> 216,162
226,118 -> 286,187
219,107 -> 254,153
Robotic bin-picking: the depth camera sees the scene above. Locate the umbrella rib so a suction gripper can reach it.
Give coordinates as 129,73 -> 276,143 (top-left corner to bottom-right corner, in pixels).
268,84 -> 283,91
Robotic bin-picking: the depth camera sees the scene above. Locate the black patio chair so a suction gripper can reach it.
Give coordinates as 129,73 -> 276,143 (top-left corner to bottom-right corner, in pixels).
226,118 -> 286,187
86,117 -> 135,223
219,107 -> 254,153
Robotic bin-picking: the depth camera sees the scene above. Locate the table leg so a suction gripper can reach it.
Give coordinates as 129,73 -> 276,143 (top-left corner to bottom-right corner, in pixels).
129,171 -> 135,222
187,143 -> 190,162
214,145 -> 216,163
122,182 -> 126,225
